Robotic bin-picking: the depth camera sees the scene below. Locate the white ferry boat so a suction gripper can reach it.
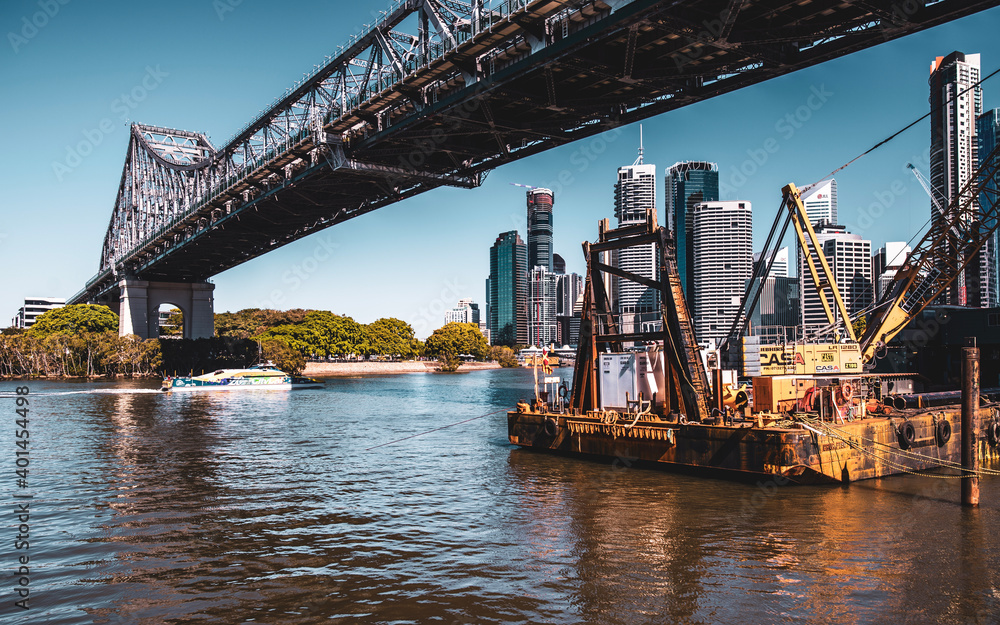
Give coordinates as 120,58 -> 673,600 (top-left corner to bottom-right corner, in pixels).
162,364 -> 323,391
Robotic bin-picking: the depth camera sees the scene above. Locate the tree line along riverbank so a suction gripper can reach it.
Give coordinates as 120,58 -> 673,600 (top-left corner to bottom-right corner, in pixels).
1,305 -> 518,378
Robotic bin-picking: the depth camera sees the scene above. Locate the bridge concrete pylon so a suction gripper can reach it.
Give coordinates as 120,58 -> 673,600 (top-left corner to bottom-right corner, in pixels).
118,279 -> 215,339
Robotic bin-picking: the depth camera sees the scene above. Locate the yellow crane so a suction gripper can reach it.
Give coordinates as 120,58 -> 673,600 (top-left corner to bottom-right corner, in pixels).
732,138 -> 1000,379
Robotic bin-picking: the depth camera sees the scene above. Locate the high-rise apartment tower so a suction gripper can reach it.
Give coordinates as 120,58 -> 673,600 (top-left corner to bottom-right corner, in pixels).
929,51 -> 987,306
978,108 -> 1000,307
613,136 -> 659,333
691,201 -> 753,344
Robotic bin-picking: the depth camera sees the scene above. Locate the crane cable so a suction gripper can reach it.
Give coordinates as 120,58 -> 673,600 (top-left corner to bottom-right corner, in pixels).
793,60 -> 1000,344
804,64 -> 1000,193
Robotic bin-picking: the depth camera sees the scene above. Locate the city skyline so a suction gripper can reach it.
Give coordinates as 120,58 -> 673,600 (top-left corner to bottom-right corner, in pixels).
4,2 -> 1000,338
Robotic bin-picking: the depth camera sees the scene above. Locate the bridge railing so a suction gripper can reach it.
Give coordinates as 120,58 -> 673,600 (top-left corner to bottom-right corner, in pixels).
102,0 -> 576,282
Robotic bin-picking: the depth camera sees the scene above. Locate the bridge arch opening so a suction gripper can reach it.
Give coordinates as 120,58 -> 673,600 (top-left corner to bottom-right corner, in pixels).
156,304 -> 185,338
117,280 -> 213,339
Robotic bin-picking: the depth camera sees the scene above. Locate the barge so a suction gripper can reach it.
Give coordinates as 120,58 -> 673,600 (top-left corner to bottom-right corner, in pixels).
508,183 -> 1000,483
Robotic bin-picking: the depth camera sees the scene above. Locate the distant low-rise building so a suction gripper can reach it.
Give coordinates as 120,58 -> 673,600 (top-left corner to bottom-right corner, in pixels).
444,299 -> 481,325
11,297 -> 66,329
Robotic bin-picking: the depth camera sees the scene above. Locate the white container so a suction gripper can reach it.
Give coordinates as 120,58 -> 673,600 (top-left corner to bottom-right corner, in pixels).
599,353 -> 637,410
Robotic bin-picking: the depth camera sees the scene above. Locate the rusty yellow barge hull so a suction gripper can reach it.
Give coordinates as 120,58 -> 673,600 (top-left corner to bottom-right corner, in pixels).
508,406 -> 998,484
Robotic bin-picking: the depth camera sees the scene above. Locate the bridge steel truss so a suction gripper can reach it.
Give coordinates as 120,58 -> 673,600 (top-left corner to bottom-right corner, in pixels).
72,0 -> 1000,305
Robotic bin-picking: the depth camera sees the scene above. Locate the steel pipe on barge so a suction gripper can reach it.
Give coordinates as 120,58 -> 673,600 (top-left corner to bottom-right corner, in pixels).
887,388 -> 1000,410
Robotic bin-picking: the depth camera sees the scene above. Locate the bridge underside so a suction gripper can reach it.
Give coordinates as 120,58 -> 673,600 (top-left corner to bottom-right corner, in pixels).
72,0 -> 999,306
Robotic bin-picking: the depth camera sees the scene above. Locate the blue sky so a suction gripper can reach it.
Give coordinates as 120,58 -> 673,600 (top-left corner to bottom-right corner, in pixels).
2,1 -> 1000,338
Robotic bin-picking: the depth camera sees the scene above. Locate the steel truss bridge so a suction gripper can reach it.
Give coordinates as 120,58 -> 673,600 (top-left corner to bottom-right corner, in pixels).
70,0 -> 999,307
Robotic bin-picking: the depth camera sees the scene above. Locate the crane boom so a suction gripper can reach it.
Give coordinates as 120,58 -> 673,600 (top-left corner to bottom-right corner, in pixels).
859,140 -> 1000,360
784,183 -> 858,342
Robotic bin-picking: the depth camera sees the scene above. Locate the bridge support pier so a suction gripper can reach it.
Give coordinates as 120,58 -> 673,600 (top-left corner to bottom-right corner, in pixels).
118,279 -> 215,339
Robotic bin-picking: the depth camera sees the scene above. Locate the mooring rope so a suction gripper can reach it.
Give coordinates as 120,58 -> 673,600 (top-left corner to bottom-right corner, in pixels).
798,417 -> 1000,479
365,407 -> 510,450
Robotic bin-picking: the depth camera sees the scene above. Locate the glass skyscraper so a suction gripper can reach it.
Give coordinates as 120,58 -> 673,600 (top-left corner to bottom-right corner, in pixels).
488,231 -> 527,346
526,188 -> 554,271
665,161 -> 719,301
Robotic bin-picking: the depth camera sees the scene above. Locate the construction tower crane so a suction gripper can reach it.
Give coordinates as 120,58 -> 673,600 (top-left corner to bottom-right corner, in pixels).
860,142 -> 1000,360
907,163 -> 947,214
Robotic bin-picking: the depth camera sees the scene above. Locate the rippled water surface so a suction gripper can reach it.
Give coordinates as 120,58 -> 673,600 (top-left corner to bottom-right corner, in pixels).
3,369 -> 1000,624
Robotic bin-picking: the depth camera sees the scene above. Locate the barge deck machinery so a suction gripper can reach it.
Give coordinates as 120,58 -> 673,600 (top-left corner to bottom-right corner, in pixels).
509,151 -> 1000,482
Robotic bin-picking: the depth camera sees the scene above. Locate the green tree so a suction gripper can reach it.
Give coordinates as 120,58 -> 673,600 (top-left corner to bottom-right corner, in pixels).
28,304 -> 118,337
364,317 -> 419,359
489,345 -> 519,368
216,308 -> 312,339
437,352 -> 462,372
215,309 -> 260,339
424,322 -> 489,361
261,339 -> 305,374
255,323 -> 323,357
303,311 -> 365,357
159,308 -> 183,336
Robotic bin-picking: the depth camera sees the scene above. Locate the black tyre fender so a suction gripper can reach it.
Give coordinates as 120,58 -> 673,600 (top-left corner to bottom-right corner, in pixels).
988,421 -> 1000,447
898,420 -> 916,449
558,383 -> 569,399
935,419 -> 952,447
543,417 -> 558,437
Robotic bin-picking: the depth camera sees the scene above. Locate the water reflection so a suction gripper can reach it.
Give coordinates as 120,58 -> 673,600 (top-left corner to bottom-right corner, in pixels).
6,374 -> 1000,624
504,447 -> 1000,624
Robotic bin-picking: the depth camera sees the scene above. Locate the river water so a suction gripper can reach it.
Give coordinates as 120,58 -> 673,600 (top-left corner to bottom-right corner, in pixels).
3,368 -> 1000,624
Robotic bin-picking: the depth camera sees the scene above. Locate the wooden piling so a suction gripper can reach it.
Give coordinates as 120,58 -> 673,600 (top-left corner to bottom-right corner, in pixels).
962,337 -> 980,507
713,368 -> 724,415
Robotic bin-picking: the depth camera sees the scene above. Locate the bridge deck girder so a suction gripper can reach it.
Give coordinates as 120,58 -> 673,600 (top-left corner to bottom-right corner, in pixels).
71,0 -> 1000,305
